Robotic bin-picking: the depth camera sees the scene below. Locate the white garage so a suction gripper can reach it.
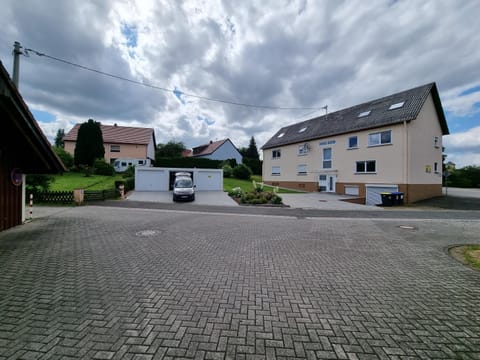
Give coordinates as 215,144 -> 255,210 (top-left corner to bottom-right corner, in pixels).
365,184 -> 398,206
135,167 -> 223,191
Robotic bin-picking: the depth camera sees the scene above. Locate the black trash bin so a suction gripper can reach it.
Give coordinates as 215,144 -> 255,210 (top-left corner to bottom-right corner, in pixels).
380,192 -> 393,206
392,191 -> 404,205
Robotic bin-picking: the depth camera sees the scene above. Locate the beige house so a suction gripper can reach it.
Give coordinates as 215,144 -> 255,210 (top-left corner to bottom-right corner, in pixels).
64,123 -> 156,164
262,83 -> 449,205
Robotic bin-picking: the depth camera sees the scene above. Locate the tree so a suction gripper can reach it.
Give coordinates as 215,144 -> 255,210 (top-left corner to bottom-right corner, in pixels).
156,141 -> 186,158
245,136 -> 260,160
74,119 -> 105,167
53,146 -> 73,169
54,128 -> 65,148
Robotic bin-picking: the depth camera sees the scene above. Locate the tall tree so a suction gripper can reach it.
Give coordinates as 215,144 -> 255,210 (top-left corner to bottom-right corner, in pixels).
245,136 -> 260,160
74,119 -> 105,166
54,128 -> 65,148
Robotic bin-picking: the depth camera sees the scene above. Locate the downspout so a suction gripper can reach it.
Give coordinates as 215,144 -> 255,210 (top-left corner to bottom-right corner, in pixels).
403,121 -> 408,202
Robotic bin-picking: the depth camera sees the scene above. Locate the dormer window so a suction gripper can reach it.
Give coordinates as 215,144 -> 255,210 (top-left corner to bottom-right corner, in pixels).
388,101 -> 405,110
358,110 -> 371,118
298,127 -> 308,133
277,132 -> 285,138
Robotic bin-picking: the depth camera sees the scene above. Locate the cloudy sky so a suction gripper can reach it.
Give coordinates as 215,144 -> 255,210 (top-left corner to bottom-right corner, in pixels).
1,0 -> 479,167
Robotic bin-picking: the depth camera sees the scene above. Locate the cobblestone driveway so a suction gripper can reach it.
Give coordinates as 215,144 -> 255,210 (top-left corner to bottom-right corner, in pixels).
1,206 -> 479,359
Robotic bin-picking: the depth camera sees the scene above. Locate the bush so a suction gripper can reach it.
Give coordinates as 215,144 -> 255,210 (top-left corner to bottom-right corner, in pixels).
233,164 -> 252,180
123,165 -> 135,178
93,159 -> 115,176
222,164 -> 233,178
53,146 -> 74,169
228,187 -> 243,198
26,174 -> 54,193
238,190 -> 283,205
243,158 -> 262,175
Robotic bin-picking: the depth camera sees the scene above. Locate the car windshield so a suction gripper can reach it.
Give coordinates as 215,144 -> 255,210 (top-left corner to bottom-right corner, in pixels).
175,178 -> 192,188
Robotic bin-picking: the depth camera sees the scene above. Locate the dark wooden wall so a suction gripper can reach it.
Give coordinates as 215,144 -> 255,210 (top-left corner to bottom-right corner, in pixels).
0,149 -> 22,231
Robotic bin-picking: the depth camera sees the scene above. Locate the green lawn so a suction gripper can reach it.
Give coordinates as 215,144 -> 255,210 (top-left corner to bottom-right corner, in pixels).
49,172 -> 124,191
223,175 -> 301,194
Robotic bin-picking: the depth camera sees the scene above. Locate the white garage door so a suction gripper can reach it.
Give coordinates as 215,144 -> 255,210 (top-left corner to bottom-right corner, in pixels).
366,185 -> 398,206
345,185 -> 359,196
196,170 -> 223,191
135,169 -> 168,191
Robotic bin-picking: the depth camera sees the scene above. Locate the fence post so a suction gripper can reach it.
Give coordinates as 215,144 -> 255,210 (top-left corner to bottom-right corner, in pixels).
73,189 -> 84,205
29,193 -> 33,220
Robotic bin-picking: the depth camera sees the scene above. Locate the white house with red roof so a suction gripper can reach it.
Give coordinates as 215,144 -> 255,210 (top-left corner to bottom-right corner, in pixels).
184,139 -> 243,165
64,123 -> 156,165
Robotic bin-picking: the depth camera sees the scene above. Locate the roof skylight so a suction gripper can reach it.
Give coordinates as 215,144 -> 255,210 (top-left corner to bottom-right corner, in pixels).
389,101 -> 405,110
358,110 -> 371,118
298,127 -> 308,133
277,132 -> 285,138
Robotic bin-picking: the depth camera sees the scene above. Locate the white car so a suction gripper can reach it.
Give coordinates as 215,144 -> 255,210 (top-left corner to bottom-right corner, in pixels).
172,174 -> 195,202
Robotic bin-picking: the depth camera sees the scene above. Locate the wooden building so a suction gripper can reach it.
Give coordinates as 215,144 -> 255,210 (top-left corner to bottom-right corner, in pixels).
0,61 -> 64,231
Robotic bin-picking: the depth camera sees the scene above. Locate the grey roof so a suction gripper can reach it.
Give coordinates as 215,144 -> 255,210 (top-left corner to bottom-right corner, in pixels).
262,82 -> 449,150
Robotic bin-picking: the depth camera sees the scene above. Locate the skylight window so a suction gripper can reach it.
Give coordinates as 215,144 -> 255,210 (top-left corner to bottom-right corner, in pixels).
277,132 -> 285,138
358,110 -> 371,118
298,127 -> 308,133
389,101 -> 405,110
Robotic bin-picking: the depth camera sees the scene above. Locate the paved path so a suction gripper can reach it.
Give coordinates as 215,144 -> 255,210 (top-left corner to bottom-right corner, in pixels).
1,205 -> 480,359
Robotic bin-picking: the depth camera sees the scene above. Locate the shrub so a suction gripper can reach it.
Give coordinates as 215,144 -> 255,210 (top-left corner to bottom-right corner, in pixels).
26,174 -> 54,193
228,187 -> 243,198
223,164 -> 233,178
238,190 -> 283,205
123,165 -> 135,178
53,146 -> 74,169
233,164 -> 252,180
93,159 -> 115,176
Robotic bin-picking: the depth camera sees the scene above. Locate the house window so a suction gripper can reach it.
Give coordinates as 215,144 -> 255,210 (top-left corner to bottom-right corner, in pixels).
277,132 -> 285,138
389,101 -> 405,110
356,160 -> 376,173
298,143 -> 309,156
298,126 -> 308,133
434,162 -> 439,174
272,166 -> 280,176
434,136 -> 440,148
358,110 -> 371,118
319,140 -> 336,146
110,145 -> 121,152
348,136 -> 358,149
368,130 -> 391,146
323,148 -> 332,169
272,149 -> 281,159
138,160 -> 144,165
297,164 -> 307,175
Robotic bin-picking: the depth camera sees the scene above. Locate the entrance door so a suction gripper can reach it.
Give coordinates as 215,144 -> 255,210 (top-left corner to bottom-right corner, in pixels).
319,174 -> 336,192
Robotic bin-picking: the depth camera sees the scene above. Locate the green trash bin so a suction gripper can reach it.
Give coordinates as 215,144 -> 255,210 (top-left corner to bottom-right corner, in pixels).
381,192 -> 393,206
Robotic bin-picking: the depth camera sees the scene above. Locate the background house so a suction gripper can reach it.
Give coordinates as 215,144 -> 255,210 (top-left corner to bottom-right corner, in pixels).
0,61 -> 64,231
262,83 -> 449,205
185,139 -> 243,165
64,123 -> 156,164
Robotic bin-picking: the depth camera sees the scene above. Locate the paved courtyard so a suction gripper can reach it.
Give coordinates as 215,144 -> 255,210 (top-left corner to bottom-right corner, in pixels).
1,205 -> 480,359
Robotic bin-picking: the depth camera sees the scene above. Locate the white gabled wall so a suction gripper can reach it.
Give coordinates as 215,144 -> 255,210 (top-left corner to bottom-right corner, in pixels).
197,140 -> 243,164
407,94 -> 444,185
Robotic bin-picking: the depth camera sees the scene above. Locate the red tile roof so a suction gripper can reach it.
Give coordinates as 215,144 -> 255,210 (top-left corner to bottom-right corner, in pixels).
64,123 -> 154,145
191,139 -> 228,156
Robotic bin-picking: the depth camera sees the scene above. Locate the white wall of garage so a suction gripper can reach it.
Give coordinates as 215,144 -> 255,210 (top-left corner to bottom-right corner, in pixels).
135,167 -> 223,191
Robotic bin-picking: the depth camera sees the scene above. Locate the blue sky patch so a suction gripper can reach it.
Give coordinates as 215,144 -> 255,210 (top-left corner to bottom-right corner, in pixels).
445,109 -> 480,132
173,88 -> 186,105
121,23 -> 138,48
459,84 -> 480,97
32,109 -> 56,123
197,115 -> 215,126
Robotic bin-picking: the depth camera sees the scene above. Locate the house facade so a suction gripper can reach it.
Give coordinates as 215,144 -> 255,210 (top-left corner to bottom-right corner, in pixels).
64,123 -> 156,164
262,83 -> 449,205
187,139 -> 243,165
0,61 -> 64,231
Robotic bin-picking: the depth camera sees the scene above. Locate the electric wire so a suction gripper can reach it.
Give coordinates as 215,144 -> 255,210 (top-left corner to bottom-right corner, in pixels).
24,47 -> 324,111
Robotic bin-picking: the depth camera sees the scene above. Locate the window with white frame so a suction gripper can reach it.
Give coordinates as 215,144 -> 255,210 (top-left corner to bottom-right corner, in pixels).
272,166 -> 280,176
434,136 -> 440,148
298,143 -> 309,156
110,145 -> 121,152
272,149 -> 281,159
368,130 -> 391,146
319,139 -> 336,146
323,148 -> 332,169
356,160 -> 376,173
348,136 -> 358,149
297,164 -> 307,175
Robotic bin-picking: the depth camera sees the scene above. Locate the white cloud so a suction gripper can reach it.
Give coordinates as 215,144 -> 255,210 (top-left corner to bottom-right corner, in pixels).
444,126 -> 480,167
0,0 -> 479,153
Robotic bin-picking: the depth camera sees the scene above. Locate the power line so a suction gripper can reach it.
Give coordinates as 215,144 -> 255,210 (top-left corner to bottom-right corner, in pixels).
23,46 -> 324,111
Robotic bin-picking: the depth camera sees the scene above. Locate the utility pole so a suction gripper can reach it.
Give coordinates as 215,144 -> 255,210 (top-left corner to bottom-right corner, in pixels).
12,41 -> 23,87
